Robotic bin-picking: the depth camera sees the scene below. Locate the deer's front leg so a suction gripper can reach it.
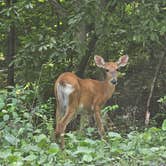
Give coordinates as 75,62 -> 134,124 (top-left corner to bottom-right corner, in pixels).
94,106 -> 105,138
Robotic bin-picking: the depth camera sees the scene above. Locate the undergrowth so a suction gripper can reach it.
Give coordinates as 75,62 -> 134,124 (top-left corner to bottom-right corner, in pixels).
0,85 -> 166,166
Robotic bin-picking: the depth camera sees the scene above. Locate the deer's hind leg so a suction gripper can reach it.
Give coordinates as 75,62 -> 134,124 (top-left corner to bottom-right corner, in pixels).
56,91 -> 79,148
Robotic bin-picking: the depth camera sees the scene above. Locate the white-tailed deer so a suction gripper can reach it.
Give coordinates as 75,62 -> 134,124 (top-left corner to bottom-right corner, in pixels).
54,55 -> 129,148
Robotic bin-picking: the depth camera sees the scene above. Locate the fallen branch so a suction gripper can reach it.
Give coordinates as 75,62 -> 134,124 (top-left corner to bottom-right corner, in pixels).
145,52 -> 165,125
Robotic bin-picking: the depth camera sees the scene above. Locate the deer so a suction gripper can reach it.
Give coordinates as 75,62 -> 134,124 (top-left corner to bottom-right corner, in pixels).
54,55 -> 129,148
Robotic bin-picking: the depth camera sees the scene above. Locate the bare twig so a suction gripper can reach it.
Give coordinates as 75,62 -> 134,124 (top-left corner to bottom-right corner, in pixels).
145,52 -> 165,125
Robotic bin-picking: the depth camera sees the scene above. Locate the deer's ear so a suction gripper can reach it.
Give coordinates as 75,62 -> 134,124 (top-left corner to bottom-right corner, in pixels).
94,55 -> 105,68
117,55 -> 129,68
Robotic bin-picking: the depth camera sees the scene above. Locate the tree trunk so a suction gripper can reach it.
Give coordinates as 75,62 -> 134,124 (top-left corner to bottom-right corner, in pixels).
76,0 -> 117,78
76,32 -> 98,78
6,0 -> 16,87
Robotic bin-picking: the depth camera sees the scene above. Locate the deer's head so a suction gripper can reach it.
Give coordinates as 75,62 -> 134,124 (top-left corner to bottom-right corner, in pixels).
94,55 -> 129,85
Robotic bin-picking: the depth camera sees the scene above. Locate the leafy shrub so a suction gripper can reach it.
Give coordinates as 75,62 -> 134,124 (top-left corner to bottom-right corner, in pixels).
0,86 -> 166,165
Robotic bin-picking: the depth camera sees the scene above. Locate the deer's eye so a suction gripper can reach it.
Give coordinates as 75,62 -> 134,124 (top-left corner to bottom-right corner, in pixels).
105,69 -> 109,72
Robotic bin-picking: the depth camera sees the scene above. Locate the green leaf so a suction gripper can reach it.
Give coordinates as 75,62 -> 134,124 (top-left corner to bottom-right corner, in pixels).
35,134 -> 47,143
108,132 -> 121,138
38,0 -> 45,3
59,0 -> 65,3
157,96 -> 166,103
0,150 -> 12,159
4,134 -> 20,145
35,134 -> 49,148
21,144 -> 41,153
162,119 -> 166,131
3,114 -> 9,121
7,155 -> 19,163
139,148 -> 151,155
74,146 -> 94,154
0,98 -> 5,109
82,154 -> 93,162
142,132 -> 151,141
24,154 -> 37,161
48,143 -> 59,154
150,33 -> 159,41
83,138 -> 96,145
148,127 -> 160,132
160,26 -> 166,35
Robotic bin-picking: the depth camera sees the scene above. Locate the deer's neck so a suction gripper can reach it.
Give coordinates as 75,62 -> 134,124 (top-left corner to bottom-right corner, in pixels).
103,78 -> 115,99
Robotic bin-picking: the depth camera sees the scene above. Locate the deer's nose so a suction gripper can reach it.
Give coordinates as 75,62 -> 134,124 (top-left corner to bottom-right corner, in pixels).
111,79 -> 117,85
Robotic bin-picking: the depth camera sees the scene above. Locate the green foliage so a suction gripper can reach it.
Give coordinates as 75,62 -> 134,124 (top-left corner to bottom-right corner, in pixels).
0,0 -> 166,164
1,0 -> 165,98
0,87 -> 166,165
158,96 -> 166,104
102,104 -> 119,115
162,120 -> 166,131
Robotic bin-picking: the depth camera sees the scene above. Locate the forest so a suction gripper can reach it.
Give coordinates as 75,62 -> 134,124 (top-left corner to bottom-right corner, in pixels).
0,0 -> 166,165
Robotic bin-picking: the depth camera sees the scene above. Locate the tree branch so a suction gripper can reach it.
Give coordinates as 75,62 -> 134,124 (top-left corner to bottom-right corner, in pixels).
145,52 -> 165,125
